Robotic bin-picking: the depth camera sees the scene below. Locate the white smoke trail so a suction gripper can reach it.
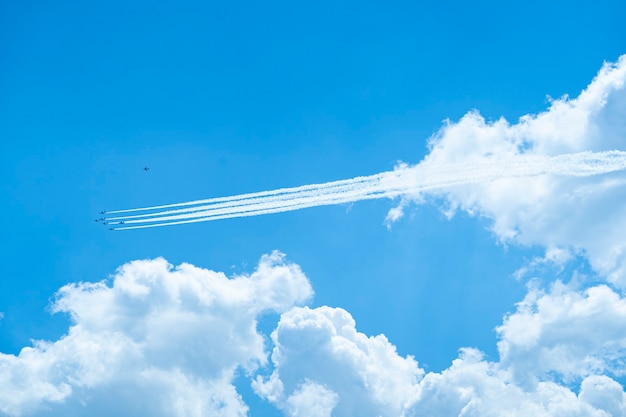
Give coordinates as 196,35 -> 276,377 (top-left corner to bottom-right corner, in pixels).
104,173 -> 389,221
103,174 -> 382,215
103,151 -> 626,230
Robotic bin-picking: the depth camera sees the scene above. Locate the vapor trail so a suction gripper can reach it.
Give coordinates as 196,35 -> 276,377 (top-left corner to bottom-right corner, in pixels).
103,151 -> 626,230
104,173 -> 388,221
103,174 -> 380,215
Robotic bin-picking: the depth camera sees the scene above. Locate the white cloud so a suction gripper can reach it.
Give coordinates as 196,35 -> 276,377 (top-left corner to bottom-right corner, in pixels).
253,306 -> 423,416
406,280 -> 626,416
396,55 -> 626,286
497,281 -> 626,386
285,381 -> 339,417
579,375 -> 626,417
3,254 -> 626,417
251,285 -> 626,417
0,252 -> 312,417
408,348 -> 622,417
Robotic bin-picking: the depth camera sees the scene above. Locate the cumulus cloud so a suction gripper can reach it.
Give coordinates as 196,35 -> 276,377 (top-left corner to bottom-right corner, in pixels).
396,55 -> 626,286
250,285 -> 626,417
497,281 -> 626,386
406,283 -> 626,417
408,348 -> 624,417
253,306 -> 422,416
285,381 -> 339,417
406,280 -> 626,416
0,252 -> 312,417
3,255 -> 626,416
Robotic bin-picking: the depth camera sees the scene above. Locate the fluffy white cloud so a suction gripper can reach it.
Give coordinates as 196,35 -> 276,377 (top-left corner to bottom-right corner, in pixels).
253,306 -> 423,416
579,375 -> 626,417
285,381 -> 339,417
251,285 -> 626,417
497,281 -> 626,386
0,252 -> 312,417
408,348 -> 624,417
3,254 -> 626,417
396,55 -> 626,286
405,280 -> 626,416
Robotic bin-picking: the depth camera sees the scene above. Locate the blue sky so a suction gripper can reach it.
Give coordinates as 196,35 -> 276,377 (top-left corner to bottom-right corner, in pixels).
1,1 -> 626,416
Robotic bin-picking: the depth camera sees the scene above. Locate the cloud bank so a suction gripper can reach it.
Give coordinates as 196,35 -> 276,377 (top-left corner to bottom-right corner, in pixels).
250,281 -> 626,417
3,257 -> 625,416
0,252 -> 312,417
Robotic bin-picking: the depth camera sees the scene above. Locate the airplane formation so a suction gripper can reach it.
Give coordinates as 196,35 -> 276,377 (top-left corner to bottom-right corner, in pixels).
95,167 -> 149,230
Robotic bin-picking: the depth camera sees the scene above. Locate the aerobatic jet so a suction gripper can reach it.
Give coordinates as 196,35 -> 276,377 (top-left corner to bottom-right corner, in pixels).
143,167 -> 150,171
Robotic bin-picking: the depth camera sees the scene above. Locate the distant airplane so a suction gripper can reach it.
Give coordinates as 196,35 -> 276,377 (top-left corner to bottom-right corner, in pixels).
94,219 -> 99,222
109,228 -> 114,230
119,221 -> 125,224
143,167 -> 150,171
100,211 -> 105,214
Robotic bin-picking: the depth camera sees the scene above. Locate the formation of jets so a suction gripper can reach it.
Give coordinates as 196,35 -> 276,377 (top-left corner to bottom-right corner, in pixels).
95,218 -> 124,228
96,215 -> 128,228
95,167 -> 149,230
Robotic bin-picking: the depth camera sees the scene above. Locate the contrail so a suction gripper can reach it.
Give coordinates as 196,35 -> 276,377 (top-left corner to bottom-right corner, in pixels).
102,151 -> 626,230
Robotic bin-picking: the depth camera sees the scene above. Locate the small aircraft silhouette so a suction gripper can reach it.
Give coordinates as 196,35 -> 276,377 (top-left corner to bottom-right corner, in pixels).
100,211 -> 105,214
119,221 -> 125,224
143,167 -> 150,171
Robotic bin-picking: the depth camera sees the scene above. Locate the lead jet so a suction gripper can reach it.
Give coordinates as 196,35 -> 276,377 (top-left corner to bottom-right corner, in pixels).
143,167 -> 150,171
